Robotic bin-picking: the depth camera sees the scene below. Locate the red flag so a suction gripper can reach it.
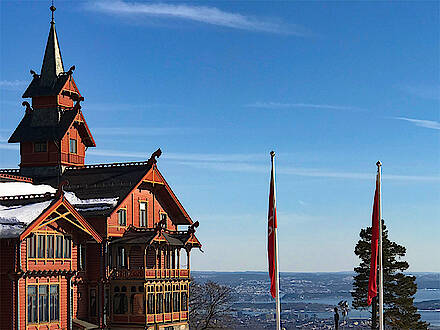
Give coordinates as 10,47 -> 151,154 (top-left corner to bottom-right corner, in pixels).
367,176 -> 380,305
268,158 -> 277,298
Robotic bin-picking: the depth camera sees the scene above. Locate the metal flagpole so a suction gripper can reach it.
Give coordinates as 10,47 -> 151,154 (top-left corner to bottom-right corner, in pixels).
377,161 -> 384,330
271,151 -> 281,330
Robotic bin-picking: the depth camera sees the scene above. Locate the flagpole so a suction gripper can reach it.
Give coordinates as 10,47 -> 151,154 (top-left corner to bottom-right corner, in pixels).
377,161 -> 384,330
271,151 -> 281,330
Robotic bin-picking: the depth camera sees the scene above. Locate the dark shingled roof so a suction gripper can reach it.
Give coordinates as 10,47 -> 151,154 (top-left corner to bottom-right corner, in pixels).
42,161 -> 153,217
109,228 -> 195,247
22,74 -> 69,98
8,107 -> 78,143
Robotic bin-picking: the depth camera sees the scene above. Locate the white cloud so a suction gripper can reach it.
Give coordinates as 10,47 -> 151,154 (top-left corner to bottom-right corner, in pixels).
246,102 -> 360,111
88,1 -> 307,35
0,80 -> 27,91
394,117 -> 440,130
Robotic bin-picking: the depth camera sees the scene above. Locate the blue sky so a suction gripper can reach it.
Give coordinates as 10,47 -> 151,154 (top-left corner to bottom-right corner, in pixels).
1,1 -> 439,272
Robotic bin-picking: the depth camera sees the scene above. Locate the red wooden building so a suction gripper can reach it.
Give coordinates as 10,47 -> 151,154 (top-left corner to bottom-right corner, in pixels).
0,6 -> 201,330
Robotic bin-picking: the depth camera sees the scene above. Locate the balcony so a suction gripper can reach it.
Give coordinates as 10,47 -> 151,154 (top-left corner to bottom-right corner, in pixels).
110,268 -> 190,280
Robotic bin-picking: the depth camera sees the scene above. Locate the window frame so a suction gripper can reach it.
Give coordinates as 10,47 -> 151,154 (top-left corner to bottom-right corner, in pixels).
117,208 -> 127,226
139,201 -> 147,227
33,141 -> 48,153
69,138 -> 77,154
27,283 -> 59,325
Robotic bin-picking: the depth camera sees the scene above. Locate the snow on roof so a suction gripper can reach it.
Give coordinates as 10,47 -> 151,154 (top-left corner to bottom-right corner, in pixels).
0,201 -> 52,238
0,182 -> 56,197
0,187 -> 119,239
64,191 -> 118,212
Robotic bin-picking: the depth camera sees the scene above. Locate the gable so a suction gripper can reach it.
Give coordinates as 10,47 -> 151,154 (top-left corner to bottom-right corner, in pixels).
134,165 -> 193,225
19,196 -> 102,243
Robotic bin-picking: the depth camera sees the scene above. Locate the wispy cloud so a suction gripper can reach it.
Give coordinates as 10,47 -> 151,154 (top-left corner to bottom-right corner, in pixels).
245,102 -> 361,111
0,80 -> 27,91
175,160 -> 440,182
394,117 -> 440,130
86,149 -> 440,182
87,1 -> 307,35
400,85 -> 440,101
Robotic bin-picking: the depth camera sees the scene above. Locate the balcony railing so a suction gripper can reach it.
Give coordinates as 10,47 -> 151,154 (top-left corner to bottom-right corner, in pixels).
146,311 -> 188,324
110,268 -> 190,280
145,268 -> 190,279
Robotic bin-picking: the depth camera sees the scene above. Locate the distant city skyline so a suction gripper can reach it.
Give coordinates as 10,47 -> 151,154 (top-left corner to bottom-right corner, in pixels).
1,1 -> 439,272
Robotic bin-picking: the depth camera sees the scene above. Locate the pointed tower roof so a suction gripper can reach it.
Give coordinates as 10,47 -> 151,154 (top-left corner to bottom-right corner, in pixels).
40,5 -> 64,87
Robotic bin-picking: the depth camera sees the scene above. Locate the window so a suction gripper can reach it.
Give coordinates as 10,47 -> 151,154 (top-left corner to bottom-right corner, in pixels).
164,292 -> 171,313
113,286 -> 128,315
90,289 -> 97,317
27,286 -> 38,323
55,236 -> 63,258
147,293 -> 155,315
156,292 -> 164,314
160,213 -> 167,223
63,236 -> 71,258
173,290 -> 180,312
49,285 -> 59,321
69,139 -> 77,154
28,235 -> 36,258
181,291 -> 188,311
139,202 -> 147,227
47,235 -> 54,258
130,287 -> 144,315
117,246 -> 127,269
38,285 -> 49,322
37,235 -> 45,258
34,142 -> 47,153
117,209 -> 126,226
78,244 -> 86,270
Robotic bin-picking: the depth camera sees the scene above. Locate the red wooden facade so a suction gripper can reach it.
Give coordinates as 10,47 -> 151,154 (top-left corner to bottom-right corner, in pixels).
1,7 -> 201,330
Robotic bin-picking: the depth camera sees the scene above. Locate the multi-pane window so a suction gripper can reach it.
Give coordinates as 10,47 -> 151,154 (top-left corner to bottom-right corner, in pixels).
28,234 -> 71,260
28,284 -> 59,324
118,209 -> 127,226
139,202 -> 147,227
69,139 -> 77,154
160,213 -> 167,224
34,142 -> 47,153
113,286 -> 128,315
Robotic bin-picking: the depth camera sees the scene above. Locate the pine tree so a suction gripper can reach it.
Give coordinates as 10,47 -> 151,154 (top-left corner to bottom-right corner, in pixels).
351,220 -> 428,329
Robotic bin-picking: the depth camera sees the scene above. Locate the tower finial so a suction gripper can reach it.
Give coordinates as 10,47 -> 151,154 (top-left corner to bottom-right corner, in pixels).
50,1 -> 56,24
